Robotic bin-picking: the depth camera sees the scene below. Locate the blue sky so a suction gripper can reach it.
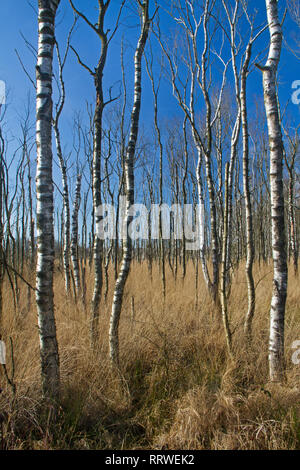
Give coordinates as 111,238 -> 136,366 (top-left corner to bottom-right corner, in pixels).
0,0 -> 299,212
1,1 -> 298,128
0,1 -> 174,135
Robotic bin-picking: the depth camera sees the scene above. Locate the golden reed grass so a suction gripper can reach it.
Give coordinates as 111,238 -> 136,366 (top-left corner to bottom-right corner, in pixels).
0,260 -> 299,449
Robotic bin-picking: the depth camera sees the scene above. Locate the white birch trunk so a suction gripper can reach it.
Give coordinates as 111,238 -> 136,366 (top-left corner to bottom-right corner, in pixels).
220,163 -> 232,354
258,0 -> 288,382
71,173 -> 82,294
36,0 -> 60,400
54,124 -> 71,294
241,43 -> 255,339
88,1 -> 110,345
109,0 -> 150,367
196,148 -> 212,293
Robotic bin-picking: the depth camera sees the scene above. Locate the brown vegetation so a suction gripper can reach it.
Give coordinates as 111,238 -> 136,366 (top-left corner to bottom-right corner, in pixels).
0,261 -> 299,450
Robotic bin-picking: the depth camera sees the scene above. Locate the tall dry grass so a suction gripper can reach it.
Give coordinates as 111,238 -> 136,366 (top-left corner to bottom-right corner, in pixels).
0,260 -> 299,449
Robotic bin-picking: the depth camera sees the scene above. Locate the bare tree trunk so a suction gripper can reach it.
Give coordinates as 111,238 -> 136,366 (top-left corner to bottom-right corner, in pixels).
257,0 -> 287,382
288,175 -> 298,275
81,191 -> 88,308
52,21 -> 76,296
220,163 -> 232,355
283,130 -> 299,275
199,2 -> 220,302
26,136 -> 35,310
71,173 -> 82,295
145,49 -> 166,297
35,0 -> 60,401
182,116 -> 188,281
53,124 -> 71,294
89,8 -> 108,343
69,0 -> 122,343
109,0 -> 150,367
156,0 -> 228,302
241,43 -> 255,340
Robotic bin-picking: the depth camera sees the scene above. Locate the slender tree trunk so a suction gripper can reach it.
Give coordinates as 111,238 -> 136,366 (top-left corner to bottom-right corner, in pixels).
284,143 -> 298,275
220,163 -> 232,355
258,0 -> 287,382
200,4 -> 220,302
182,116 -> 188,281
196,149 -> 211,293
69,0 -> 122,343
88,2 -> 109,345
81,191 -> 88,308
71,173 -> 82,295
35,0 -> 60,401
109,0 -> 150,367
145,52 -> 166,296
241,43 -> 255,339
288,176 -> 298,274
27,145 -> 35,310
54,124 -> 71,294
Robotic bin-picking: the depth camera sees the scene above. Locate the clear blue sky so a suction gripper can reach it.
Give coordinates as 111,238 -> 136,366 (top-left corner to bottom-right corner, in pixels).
1,1 -> 299,127
0,0 -> 299,207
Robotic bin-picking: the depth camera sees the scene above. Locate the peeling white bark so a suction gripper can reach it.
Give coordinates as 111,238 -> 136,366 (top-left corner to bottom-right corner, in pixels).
109,0 -> 150,367
259,0 -> 287,382
71,174 -> 82,294
241,43 -> 255,339
36,0 -> 60,400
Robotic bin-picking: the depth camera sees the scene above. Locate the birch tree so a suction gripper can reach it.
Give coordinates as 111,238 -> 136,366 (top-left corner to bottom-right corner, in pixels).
144,46 -> 166,297
71,173 -> 82,296
257,0 -> 288,382
156,0 -> 229,302
238,6 -> 268,339
52,21 -> 77,295
283,126 -> 299,275
241,40 -> 255,339
220,162 -> 232,354
36,0 -> 60,401
69,0 -> 124,344
109,0 -> 151,367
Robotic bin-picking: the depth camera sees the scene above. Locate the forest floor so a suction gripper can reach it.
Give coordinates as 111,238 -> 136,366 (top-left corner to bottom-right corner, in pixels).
0,260 -> 299,450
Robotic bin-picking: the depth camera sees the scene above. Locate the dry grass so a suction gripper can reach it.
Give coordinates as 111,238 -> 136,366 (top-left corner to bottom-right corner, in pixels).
0,260 -> 299,450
